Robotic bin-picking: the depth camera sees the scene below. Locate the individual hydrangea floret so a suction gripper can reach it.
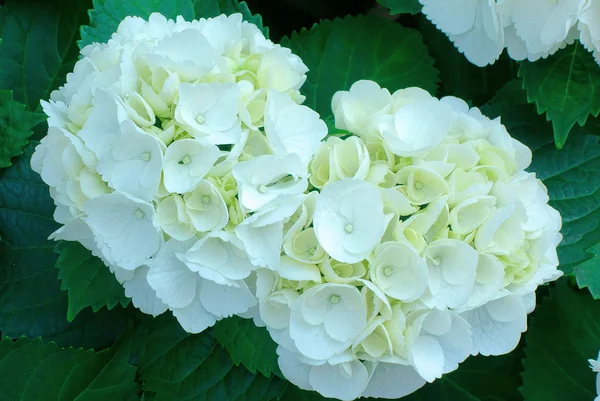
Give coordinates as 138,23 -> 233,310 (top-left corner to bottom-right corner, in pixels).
31,12 -> 326,333
252,80 -> 563,400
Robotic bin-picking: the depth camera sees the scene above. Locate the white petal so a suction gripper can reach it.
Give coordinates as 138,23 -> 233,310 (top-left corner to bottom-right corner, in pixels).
163,139 -> 220,193
410,335 -> 444,382
313,179 -> 387,263
147,238 -> 198,309
362,362 -> 426,399
199,279 -> 257,318
264,90 -> 327,166
123,266 -> 168,317
277,347 -> 313,391
461,294 -> 527,356
309,360 -> 369,401
172,285 -> 219,334
82,192 -> 162,270
78,89 -> 128,160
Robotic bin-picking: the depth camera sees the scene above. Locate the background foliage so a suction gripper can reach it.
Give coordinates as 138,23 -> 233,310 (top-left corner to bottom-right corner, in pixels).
1,0 -> 600,400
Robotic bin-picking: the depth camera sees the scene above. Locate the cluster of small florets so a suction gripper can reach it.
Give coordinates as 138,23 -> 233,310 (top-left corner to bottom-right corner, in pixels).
419,0 -> 600,66
31,12 -> 326,331
251,80 -> 563,400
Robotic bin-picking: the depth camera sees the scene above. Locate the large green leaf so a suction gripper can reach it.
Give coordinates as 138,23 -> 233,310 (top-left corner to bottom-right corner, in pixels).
0,0 -> 91,111
418,17 -> 517,105
79,0 -> 267,49
0,91 -> 45,168
0,144 -> 136,347
281,14 -> 439,118
377,0 -> 422,15
0,142 -> 63,337
520,282 -> 600,401
519,42 -> 600,148
133,315 -> 286,401
0,336 -> 139,401
486,82 -> 600,297
56,241 -> 130,322
212,316 -> 281,378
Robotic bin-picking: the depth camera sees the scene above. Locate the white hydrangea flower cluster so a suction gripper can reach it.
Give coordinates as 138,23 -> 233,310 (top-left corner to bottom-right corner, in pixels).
253,80 -> 563,400
419,0 -> 600,67
30,12 -> 327,333
590,352 -> 600,401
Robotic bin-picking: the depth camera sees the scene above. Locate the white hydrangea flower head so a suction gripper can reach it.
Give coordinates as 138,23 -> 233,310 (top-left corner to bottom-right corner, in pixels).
417,0 -> 599,67
250,80 -> 563,400
31,12 -> 325,333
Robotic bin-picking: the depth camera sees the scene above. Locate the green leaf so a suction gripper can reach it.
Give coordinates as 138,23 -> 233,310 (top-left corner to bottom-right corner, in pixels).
0,336 -> 139,401
212,316 -> 281,378
0,0 -> 91,111
133,315 -> 286,401
0,90 -> 45,168
377,0 -> 422,15
56,241 -> 130,322
572,243 -> 600,299
0,144 -> 135,347
519,42 -> 600,148
418,16 -> 518,105
79,0 -> 267,49
281,14 -> 439,119
520,281 -> 600,401
0,142 -> 62,337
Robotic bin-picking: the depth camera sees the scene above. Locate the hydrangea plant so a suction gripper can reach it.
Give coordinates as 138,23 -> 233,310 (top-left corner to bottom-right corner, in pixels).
1,1 -> 600,401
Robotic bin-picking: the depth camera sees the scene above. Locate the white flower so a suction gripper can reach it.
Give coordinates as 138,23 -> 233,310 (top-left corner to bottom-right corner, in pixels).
421,239 -> 479,309
78,89 -> 129,160
396,165 -> 450,205
362,362 -> 426,399
140,66 -> 181,119
233,153 -> 308,211
329,136 -> 371,182
332,80 -> 394,139
180,231 -> 257,286
257,47 -> 308,98
474,203 -> 527,255
184,180 -> 229,233
96,120 -> 165,202
289,283 -> 367,360
162,138 -> 220,194
283,227 -> 327,265
408,309 -> 472,382
146,28 -> 218,82
156,194 -> 196,241
236,194 -> 306,270
174,82 -> 243,145
147,238 -> 256,333
378,98 -> 452,157
264,90 -> 327,166
460,293 -> 527,356
277,347 -> 370,401
82,192 -> 162,270
313,179 -> 388,263
123,266 -> 168,317
369,241 -> 428,302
